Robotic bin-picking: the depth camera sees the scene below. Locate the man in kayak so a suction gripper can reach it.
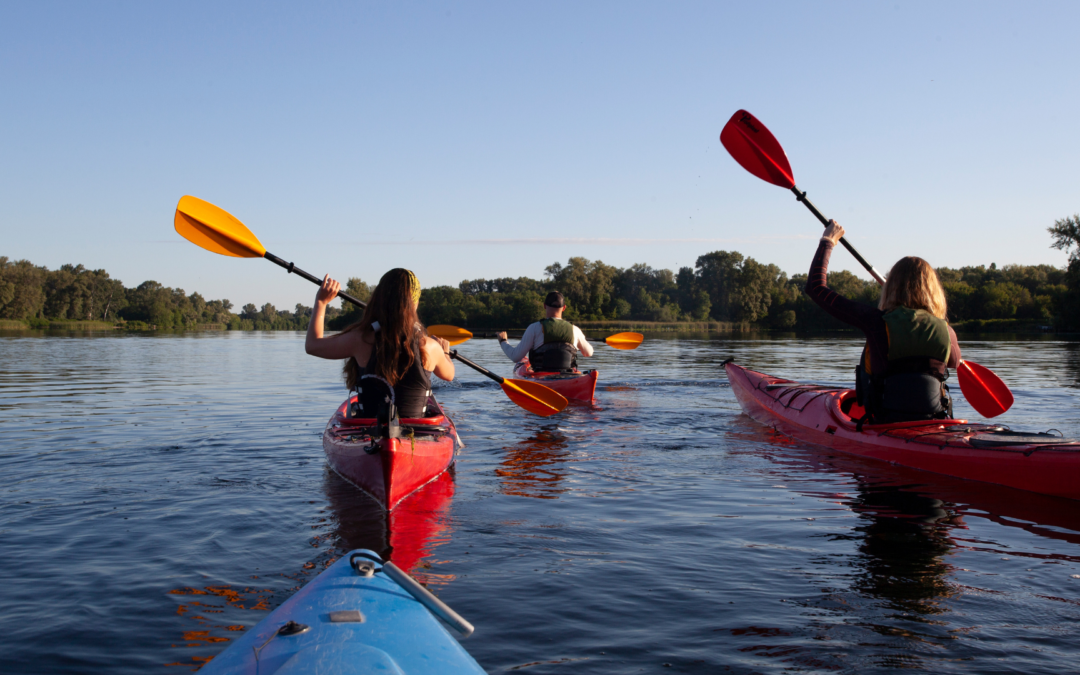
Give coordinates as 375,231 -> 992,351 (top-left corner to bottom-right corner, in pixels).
305,268 -> 454,418
496,291 -> 594,372
807,221 -> 961,426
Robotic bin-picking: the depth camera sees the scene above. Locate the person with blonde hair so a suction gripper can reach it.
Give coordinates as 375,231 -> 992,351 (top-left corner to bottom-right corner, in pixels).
304,268 -> 454,418
806,221 -> 961,424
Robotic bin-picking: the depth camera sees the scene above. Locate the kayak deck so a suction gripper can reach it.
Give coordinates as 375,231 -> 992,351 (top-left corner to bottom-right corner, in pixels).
513,360 -> 598,402
323,395 -> 460,511
198,550 -> 484,675
725,361 -> 1080,500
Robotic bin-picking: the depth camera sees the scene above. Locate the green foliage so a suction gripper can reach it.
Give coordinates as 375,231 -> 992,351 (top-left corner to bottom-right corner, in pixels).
9,218 -> 1080,333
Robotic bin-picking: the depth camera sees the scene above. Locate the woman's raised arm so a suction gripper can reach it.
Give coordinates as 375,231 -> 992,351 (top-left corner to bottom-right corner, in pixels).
305,275 -> 359,360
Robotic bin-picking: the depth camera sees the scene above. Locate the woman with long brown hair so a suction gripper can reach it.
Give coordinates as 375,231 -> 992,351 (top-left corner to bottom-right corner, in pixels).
304,268 -> 453,418
806,221 -> 961,424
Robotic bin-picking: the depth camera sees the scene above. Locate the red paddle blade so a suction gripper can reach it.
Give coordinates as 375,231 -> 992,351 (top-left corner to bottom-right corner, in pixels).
957,360 -> 1014,418
719,110 -> 795,189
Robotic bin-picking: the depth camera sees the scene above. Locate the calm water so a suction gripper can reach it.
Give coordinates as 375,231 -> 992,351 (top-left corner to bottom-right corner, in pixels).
3,331 -> 1080,674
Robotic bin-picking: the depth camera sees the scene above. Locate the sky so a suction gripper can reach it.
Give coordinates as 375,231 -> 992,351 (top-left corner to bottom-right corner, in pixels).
2,1 -> 1078,311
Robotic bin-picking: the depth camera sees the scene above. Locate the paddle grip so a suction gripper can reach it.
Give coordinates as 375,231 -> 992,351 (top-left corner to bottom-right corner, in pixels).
790,187 -> 886,286
449,350 -> 505,384
263,251 -> 368,308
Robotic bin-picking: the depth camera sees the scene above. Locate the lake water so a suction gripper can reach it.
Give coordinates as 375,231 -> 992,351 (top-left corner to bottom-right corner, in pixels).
3,331 -> 1080,674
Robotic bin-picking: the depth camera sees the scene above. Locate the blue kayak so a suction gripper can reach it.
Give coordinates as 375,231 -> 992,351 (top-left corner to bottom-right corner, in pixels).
200,550 -> 485,674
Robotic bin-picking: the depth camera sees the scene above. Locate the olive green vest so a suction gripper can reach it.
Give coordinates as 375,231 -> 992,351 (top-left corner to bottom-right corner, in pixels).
539,318 -> 575,345
882,307 -> 951,366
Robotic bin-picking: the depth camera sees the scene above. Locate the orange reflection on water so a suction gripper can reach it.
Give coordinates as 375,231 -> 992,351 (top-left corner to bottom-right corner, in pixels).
497,429 -> 572,500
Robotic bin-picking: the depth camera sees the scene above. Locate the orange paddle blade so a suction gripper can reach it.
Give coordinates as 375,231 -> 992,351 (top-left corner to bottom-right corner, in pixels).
427,325 -> 472,346
501,379 -> 568,417
957,360 -> 1014,418
174,195 -> 267,258
604,332 -> 644,350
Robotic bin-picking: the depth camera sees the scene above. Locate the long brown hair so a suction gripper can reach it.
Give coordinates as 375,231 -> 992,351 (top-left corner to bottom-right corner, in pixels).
878,256 -> 948,319
343,268 -> 423,389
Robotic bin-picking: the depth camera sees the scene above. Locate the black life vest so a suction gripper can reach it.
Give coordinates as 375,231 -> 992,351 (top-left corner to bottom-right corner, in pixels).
359,336 -> 432,419
527,318 -> 577,373
856,307 -> 953,426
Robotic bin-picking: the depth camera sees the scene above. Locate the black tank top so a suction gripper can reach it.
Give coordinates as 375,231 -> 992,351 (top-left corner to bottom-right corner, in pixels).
359,336 -> 432,418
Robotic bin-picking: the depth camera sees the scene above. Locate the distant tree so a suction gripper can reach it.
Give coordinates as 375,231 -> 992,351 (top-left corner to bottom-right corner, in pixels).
1048,214 -> 1080,329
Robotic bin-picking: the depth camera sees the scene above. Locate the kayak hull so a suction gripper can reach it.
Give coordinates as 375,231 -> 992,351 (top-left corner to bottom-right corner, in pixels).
198,550 -> 484,675
725,362 -> 1080,500
513,360 -> 598,402
323,396 -> 458,511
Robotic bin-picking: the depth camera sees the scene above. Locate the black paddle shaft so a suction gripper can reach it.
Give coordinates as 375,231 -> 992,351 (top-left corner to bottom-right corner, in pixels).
449,350 -> 506,385
790,187 -> 886,286
263,251 -> 368,308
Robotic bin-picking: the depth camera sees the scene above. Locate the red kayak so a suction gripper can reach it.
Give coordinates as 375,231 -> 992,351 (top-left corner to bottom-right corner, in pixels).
725,361 -> 1080,500
514,359 -> 598,402
323,395 -> 461,511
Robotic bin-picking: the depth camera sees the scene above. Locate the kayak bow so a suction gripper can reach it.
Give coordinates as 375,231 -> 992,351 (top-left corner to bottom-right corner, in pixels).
725,361 -> 1080,500
198,549 -> 484,674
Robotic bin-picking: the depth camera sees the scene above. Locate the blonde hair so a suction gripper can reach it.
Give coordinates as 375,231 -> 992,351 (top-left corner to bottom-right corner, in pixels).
878,256 -> 948,319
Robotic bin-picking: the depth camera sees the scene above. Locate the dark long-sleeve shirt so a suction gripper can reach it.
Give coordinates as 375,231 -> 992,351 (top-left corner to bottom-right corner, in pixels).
804,240 -> 960,377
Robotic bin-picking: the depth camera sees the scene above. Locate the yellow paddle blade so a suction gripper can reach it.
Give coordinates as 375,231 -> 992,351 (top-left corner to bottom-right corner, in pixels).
501,379 -> 568,417
605,331 -> 644,350
174,195 -> 267,258
427,325 -> 473,346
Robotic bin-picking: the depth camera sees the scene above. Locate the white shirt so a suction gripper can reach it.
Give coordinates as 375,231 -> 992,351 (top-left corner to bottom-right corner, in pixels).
500,320 -> 595,363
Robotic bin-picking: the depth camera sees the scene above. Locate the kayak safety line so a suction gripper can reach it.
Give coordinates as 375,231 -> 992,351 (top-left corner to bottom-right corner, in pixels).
350,551 -> 475,637
252,619 -> 310,662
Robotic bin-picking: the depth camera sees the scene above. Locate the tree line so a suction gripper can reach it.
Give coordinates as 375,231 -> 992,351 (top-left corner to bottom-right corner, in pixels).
3,215 -> 1079,332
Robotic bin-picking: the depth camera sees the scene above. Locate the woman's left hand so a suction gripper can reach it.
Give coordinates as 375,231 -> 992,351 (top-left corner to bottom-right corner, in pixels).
316,275 -> 340,306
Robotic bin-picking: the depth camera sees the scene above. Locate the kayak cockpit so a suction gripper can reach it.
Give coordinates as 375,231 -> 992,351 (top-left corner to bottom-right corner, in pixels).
828,389 -> 970,430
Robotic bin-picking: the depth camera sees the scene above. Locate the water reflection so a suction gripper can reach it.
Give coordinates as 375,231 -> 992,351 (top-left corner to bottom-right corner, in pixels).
844,485 -> 960,617
497,428 -> 571,500
322,468 -> 457,579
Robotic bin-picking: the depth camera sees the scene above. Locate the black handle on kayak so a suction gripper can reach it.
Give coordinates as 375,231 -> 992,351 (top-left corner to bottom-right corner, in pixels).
263,251 -> 368,308
449,350 -> 506,384
790,187 -> 886,286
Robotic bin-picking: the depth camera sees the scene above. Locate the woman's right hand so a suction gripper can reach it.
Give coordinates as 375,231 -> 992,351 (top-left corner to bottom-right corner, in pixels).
822,220 -> 845,246
316,275 -> 340,306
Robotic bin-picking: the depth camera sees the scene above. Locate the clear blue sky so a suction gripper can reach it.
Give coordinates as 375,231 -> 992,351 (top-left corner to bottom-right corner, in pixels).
2,1 -> 1077,310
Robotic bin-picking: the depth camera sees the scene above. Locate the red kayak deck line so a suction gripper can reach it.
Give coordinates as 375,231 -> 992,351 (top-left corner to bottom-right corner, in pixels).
323,395 -> 459,511
514,360 -> 598,402
725,361 -> 1080,500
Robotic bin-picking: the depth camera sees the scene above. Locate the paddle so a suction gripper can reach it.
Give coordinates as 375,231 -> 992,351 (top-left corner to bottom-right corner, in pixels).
957,360 -> 1014,418
470,331 -> 644,350
449,350 -> 568,417
427,325 -> 473,347
601,332 -> 644,350
719,110 -> 1014,418
175,196 -> 566,416
175,195 -> 371,308
720,110 -> 887,285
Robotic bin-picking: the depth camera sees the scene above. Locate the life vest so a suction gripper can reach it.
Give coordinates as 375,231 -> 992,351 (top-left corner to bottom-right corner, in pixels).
527,318 -> 578,373
359,335 -> 433,419
855,307 -> 953,426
